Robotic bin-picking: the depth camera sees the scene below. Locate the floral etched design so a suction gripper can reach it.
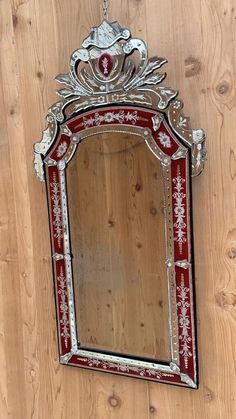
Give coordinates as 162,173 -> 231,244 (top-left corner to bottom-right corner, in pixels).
57,267 -> 70,348
82,110 -> 139,128
50,174 -> 63,247
102,57 -> 109,74
172,173 -> 186,247
158,131 -> 172,148
173,100 -> 181,109
56,141 -> 68,158
177,277 -> 192,368
178,116 -> 187,128
77,357 -> 174,379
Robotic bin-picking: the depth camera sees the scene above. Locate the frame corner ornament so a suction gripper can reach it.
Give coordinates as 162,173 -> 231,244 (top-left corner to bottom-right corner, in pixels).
34,19 -> 205,389
180,373 -> 198,389
60,352 -> 73,365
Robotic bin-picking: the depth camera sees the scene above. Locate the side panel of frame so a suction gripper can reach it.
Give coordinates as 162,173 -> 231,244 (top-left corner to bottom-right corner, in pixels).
46,166 -> 72,355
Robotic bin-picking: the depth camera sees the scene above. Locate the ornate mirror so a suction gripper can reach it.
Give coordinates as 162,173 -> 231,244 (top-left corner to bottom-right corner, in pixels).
34,20 -> 206,388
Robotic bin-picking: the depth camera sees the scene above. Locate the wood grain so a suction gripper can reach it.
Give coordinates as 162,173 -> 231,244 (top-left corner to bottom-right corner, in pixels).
0,0 -> 235,417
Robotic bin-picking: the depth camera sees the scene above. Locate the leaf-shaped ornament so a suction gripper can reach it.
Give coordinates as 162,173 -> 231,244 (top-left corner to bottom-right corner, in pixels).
144,73 -> 166,85
56,88 -> 75,98
143,57 -> 167,77
55,72 -> 75,88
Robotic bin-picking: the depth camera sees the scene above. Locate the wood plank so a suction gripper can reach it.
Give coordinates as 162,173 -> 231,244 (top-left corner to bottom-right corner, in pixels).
147,0 -> 236,418
0,0 -> 235,417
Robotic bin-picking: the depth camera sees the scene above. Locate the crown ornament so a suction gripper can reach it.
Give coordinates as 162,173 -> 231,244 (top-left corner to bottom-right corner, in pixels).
34,20 -> 206,181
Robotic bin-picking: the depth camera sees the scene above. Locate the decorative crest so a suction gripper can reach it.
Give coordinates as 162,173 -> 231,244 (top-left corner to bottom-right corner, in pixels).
56,20 -> 175,105
34,20 -> 206,181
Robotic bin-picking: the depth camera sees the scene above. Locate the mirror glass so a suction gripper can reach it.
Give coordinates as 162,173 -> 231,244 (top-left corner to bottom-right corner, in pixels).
67,131 -> 171,361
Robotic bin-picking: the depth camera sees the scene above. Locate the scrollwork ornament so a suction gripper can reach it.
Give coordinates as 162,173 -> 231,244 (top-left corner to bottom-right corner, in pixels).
34,20 -> 205,181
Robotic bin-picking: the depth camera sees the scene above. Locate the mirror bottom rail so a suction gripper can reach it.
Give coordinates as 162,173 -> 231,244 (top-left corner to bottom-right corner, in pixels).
60,349 -> 197,388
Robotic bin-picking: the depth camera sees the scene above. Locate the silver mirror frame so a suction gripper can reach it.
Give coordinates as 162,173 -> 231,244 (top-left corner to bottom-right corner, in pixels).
34,20 -> 206,388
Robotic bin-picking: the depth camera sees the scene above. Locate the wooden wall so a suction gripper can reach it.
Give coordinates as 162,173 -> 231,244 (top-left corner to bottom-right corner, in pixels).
0,0 -> 235,417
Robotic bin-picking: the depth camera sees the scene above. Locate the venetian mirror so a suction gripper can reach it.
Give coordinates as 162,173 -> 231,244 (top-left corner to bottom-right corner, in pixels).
34,19 -> 206,388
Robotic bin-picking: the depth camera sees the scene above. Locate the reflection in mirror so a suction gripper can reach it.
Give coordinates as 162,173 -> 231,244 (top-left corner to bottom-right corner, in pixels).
67,131 -> 171,361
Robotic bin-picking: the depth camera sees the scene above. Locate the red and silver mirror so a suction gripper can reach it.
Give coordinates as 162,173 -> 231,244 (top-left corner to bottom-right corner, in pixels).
34,19 -> 206,388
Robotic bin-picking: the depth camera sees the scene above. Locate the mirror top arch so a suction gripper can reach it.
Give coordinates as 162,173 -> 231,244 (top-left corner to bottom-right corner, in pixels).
34,19 -> 206,181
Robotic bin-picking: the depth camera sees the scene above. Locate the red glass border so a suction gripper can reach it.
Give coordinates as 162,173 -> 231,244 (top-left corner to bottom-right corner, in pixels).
44,106 -> 197,387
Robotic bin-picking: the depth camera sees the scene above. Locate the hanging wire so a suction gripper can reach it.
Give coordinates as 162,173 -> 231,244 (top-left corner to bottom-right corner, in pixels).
103,0 -> 109,20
